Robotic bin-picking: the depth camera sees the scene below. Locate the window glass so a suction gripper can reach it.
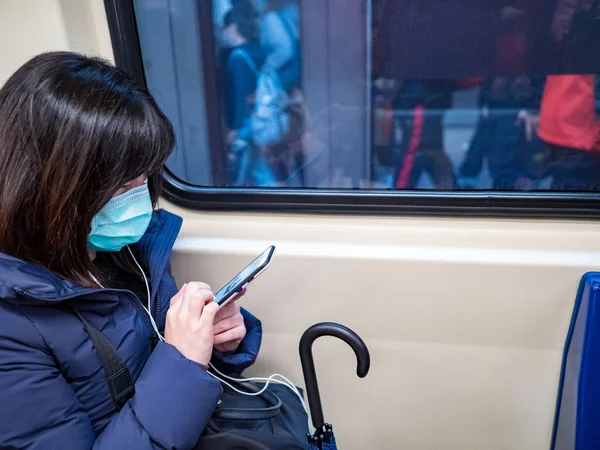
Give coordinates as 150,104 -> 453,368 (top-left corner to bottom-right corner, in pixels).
133,0 -> 600,192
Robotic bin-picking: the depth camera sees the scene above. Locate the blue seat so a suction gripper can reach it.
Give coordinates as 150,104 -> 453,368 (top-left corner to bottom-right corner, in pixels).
552,273 -> 600,450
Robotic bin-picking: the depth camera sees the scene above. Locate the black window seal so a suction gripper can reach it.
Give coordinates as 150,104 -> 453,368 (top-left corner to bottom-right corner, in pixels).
104,0 -> 600,219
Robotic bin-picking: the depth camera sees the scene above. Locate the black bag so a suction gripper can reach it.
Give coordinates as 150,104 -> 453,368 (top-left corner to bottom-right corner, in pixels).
197,379 -> 309,449
72,309 -> 309,450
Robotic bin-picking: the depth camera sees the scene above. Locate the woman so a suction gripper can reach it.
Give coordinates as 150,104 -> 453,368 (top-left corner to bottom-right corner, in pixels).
223,7 -> 275,186
0,52 -> 261,449
230,0 -> 300,88
223,6 -> 266,140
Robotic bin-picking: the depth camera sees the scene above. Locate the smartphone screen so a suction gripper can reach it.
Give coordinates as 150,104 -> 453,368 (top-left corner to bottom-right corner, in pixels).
213,246 -> 275,307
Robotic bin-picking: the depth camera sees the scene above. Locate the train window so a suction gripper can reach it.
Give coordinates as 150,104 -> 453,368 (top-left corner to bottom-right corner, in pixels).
108,0 -> 600,216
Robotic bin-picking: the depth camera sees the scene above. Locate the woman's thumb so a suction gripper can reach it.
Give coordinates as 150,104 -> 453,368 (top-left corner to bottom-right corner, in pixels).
199,302 -> 219,328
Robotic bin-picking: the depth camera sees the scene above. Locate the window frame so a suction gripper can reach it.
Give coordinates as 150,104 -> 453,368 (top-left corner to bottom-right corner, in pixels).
104,0 -> 600,219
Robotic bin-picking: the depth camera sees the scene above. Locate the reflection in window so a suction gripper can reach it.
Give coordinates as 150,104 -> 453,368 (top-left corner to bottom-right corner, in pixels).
372,0 -> 600,192
215,0 -> 303,187
135,0 -> 600,192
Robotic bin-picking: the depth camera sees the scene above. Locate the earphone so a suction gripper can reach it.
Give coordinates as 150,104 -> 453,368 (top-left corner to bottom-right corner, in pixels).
94,246 -> 311,431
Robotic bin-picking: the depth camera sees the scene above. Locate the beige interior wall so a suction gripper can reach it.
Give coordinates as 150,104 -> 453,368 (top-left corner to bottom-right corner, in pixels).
0,0 -> 113,85
166,202 -> 600,450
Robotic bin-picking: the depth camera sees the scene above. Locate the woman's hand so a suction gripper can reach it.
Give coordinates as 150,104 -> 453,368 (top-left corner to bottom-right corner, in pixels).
164,282 -> 219,366
213,289 -> 247,353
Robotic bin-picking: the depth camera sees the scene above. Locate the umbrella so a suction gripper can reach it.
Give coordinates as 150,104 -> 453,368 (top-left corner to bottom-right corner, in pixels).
299,323 -> 370,450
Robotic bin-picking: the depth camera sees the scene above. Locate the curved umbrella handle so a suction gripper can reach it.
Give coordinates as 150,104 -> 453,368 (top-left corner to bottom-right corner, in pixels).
299,322 -> 370,430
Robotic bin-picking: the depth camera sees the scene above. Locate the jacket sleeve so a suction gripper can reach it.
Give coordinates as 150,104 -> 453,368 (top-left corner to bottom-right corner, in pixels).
0,302 -> 222,450
211,308 -> 262,375
261,12 -> 295,72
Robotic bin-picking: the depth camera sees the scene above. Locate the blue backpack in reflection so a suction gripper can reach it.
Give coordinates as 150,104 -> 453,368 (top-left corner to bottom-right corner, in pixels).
233,48 -> 290,146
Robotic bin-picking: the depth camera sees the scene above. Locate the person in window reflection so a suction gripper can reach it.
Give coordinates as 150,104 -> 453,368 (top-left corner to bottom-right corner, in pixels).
539,75 -> 600,191
258,0 -> 304,185
0,52 -> 262,449
230,0 -> 301,87
393,80 -> 456,190
458,75 -> 548,190
223,6 -> 276,187
257,0 -> 300,93
458,2 -> 549,191
534,0 -> 600,191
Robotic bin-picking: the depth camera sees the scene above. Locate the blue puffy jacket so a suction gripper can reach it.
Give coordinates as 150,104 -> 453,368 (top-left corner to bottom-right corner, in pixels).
0,209 -> 262,449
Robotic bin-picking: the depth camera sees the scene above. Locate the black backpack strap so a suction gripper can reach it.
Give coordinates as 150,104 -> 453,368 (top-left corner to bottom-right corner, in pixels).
71,308 -> 135,409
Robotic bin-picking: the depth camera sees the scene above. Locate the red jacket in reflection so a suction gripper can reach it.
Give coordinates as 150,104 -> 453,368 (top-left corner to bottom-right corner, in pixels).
539,75 -> 600,152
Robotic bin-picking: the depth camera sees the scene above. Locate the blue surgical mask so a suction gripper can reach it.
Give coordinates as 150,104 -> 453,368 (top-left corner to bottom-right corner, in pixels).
87,182 -> 153,252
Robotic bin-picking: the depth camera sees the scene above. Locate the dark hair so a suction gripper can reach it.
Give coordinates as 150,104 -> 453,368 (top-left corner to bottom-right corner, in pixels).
224,7 -> 260,42
0,52 -> 175,287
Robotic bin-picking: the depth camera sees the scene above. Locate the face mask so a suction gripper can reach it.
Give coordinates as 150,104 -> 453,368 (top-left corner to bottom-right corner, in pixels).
87,182 -> 153,252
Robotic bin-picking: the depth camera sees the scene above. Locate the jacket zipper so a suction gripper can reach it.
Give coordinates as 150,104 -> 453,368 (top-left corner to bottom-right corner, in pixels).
154,290 -> 161,326
125,289 -> 158,344
152,290 -> 161,346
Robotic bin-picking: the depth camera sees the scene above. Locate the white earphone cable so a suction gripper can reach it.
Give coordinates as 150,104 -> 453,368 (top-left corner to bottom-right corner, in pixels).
208,362 -> 312,433
101,248 -> 311,431
127,246 -> 164,342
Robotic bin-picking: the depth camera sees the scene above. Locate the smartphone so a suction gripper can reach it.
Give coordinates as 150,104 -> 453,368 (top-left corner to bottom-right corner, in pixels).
213,246 -> 276,308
